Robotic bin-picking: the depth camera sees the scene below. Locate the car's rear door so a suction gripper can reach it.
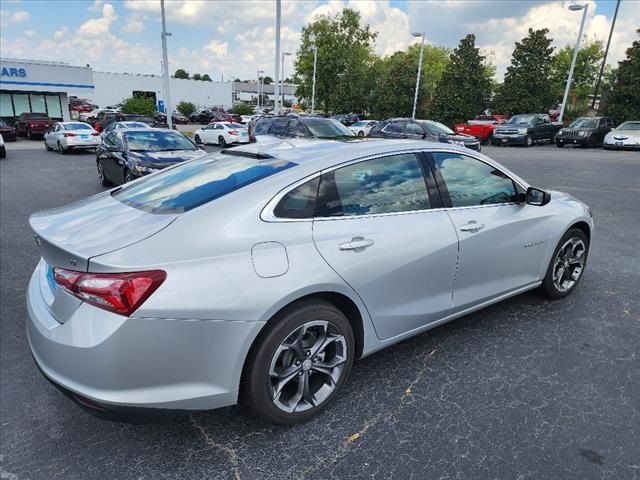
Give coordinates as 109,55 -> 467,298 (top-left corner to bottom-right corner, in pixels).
312,151 -> 459,340
427,150 -> 552,310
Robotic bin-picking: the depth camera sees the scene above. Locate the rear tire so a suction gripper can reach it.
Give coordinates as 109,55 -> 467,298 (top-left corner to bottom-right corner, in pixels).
57,141 -> 67,154
524,135 -> 533,147
539,228 -> 589,299
243,300 -> 355,425
218,135 -> 227,147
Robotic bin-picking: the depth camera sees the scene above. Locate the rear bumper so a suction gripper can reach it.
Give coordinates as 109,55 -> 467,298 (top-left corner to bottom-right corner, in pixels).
26,266 -> 264,413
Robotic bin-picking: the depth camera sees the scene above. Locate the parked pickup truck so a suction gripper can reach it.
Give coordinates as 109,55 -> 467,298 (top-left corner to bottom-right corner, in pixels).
455,114 -> 509,144
493,113 -> 562,147
15,112 -> 56,139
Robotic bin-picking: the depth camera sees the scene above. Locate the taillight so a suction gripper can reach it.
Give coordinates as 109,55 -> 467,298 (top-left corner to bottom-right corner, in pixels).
228,130 -> 238,136
52,268 -> 166,316
63,132 -> 77,137
30,123 -> 36,128
91,132 -> 99,136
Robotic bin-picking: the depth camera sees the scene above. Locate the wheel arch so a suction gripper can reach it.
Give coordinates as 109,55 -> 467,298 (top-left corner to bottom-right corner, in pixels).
568,220 -> 591,243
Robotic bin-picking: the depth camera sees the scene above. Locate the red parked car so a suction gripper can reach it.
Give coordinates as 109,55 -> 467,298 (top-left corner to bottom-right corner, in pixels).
0,119 -> 17,141
455,114 -> 510,145
15,113 -> 56,139
69,98 -> 95,114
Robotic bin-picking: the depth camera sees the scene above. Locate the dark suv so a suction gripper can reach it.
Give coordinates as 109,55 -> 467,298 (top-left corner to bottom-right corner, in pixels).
252,116 -> 355,140
369,118 -> 481,151
555,116 -> 615,148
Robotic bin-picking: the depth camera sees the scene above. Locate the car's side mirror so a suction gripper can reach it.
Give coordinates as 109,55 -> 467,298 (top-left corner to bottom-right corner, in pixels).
525,187 -> 551,206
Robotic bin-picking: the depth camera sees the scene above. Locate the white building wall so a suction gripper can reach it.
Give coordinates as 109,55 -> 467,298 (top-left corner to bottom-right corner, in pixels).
88,72 -> 232,110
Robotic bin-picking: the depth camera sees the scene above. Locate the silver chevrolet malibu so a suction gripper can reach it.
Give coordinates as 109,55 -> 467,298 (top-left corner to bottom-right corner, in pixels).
27,139 -> 593,424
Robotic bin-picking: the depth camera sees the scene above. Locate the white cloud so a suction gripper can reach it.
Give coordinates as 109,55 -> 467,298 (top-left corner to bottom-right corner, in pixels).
122,15 -> 145,33
78,2 -> 117,37
203,40 -> 229,58
23,29 -> 36,37
53,27 -> 68,40
0,9 -> 30,26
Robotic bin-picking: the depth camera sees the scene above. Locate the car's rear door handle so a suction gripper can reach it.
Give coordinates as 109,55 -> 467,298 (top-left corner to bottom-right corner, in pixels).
339,237 -> 374,251
459,221 -> 485,232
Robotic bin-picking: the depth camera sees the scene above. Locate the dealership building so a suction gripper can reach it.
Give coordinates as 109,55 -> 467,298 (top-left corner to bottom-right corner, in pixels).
1,58 -> 233,123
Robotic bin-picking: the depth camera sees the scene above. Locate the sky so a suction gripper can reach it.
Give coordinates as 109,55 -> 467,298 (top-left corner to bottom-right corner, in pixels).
0,0 -> 638,82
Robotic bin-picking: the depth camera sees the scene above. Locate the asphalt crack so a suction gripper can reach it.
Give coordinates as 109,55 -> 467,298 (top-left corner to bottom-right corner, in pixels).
298,348 -> 438,479
190,415 -> 241,480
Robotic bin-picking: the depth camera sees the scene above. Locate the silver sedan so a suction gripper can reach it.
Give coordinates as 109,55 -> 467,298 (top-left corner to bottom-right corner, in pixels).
27,139 -> 593,424
44,122 -> 101,153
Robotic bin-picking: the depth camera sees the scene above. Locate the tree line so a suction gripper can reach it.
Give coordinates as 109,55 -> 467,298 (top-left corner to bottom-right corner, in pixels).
293,8 -> 640,124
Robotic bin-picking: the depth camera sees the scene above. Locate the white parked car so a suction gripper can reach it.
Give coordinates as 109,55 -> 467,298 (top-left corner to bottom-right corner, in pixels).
349,120 -> 378,137
240,115 -> 252,124
193,122 -> 250,147
603,121 -> 640,150
44,122 -> 101,154
100,121 -> 152,140
79,108 -> 117,122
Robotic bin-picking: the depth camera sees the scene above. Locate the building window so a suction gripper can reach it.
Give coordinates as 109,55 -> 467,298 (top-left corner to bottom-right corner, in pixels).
12,94 -> 30,116
45,94 -> 62,119
0,93 -> 13,118
30,94 -> 47,114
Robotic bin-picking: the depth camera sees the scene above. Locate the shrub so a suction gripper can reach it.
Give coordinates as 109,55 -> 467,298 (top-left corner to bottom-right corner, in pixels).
120,96 -> 156,117
231,104 -> 254,115
176,101 -> 196,117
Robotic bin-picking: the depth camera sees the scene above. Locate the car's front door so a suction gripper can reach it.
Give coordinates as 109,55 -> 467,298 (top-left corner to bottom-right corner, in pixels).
428,150 -> 552,310
312,152 -> 459,340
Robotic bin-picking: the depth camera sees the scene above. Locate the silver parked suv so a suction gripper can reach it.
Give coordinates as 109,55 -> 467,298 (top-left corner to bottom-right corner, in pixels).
27,139 -> 593,424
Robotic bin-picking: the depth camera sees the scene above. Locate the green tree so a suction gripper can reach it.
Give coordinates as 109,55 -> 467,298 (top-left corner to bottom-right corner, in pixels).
120,96 -> 156,117
176,101 -> 196,117
430,34 -> 492,126
173,69 -> 189,79
262,76 -> 273,85
369,44 -> 450,119
201,74 -> 212,82
192,73 -> 202,81
550,39 -> 604,119
231,104 -> 254,115
604,29 -> 640,122
493,28 -> 556,114
294,8 -> 377,114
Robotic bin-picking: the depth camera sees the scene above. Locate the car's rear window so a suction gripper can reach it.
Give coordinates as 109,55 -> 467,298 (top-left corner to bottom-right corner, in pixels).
64,123 -> 92,130
112,152 -> 297,214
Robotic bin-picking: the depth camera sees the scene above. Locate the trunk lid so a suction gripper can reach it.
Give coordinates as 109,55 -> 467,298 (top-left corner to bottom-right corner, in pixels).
30,191 -> 178,324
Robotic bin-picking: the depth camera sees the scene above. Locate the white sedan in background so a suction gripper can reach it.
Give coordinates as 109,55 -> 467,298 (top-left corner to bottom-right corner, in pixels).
44,122 -> 101,154
349,120 -> 378,137
193,122 -> 250,147
603,121 -> 640,150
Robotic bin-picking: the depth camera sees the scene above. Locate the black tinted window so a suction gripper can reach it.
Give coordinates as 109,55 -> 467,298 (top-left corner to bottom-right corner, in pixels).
274,177 -> 319,219
287,120 -> 307,137
383,121 -> 404,134
113,153 -> 297,214
433,152 -> 517,207
406,122 -> 424,135
269,119 -> 289,136
316,153 -> 429,217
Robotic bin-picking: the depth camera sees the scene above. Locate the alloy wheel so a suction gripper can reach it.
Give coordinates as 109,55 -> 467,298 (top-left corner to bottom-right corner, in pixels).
268,320 -> 348,413
552,237 -> 586,293
218,136 -> 226,147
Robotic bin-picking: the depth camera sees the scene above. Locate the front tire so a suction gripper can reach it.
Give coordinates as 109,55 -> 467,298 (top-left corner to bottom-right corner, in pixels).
218,135 -> 227,147
123,169 -> 135,183
97,160 -> 112,187
194,134 -> 202,145
357,130 -> 364,137
524,135 -> 533,147
540,228 -> 589,299
556,141 -> 564,148
45,139 -> 52,151
243,300 -> 355,425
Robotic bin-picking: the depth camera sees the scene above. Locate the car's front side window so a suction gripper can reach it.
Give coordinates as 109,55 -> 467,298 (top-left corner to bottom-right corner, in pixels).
315,153 -> 430,217
406,122 -> 425,135
432,152 -> 517,207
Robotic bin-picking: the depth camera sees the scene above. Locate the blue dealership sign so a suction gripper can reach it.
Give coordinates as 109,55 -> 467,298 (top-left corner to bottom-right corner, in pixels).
158,100 -> 165,113
1,67 -> 27,78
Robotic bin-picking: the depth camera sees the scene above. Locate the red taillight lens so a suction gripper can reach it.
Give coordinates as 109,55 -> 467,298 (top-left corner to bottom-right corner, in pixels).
30,123 -> 36,128
53,268 -> 166,316
228,130 -> 238,136
63,132 -> 76,137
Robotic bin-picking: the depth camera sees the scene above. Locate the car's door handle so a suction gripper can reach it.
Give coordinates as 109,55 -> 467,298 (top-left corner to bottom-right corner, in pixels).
339,237 -> 374,251
459,221 -> 485,232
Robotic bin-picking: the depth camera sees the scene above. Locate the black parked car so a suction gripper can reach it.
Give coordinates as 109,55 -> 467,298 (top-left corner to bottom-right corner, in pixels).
332,114 -> 360,126
252,116 -> 356,141
96,129 -> 206,186
369,118 -> 481,151
555,116 -> 615,148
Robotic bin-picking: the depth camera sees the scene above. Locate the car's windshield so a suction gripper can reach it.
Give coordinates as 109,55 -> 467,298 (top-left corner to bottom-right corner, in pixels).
112,152 -> 297,214
617,122 -> 640,131
124,131 -> 196,152
304,119 -> 355,138
508,114 -> 536,124
569,118 -> 598,129
64,123 -> 92,130
419,121 -> 454,135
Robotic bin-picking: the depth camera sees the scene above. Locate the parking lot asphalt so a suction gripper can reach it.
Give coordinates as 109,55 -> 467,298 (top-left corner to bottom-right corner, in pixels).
1,140 -> 638,480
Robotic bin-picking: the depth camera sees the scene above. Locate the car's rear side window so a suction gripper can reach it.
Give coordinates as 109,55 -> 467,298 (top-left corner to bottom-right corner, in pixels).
112,152 -> 297,214
274,177 -> 319,219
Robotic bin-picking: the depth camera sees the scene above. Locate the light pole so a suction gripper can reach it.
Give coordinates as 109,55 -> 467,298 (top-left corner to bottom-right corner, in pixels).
559,3 -> 589,123
281,51 -> 292,109
257,69 -> 264,110
411,32 -> 425,120
593,0 -> 620,111
311,44 -> 318,114
274,0 -> 281,112
160,0 -> 173,128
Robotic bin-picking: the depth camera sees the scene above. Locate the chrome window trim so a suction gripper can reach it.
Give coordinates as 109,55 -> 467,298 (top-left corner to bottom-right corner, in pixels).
260,147 -> 527,223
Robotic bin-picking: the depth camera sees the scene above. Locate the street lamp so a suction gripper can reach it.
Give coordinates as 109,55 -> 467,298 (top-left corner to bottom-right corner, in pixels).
560,3 -> 589,123
257,69 -> 264,110
411,32 -> 425,120
281,51 -> 292,109
310,35 -> 318,114
160,0 -> 173,129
